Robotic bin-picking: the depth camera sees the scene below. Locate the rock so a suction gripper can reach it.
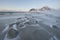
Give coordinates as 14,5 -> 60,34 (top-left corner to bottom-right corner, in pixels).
7,29 -> 19,39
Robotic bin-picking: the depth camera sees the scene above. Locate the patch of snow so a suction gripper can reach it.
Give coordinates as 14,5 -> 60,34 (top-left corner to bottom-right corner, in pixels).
2,24 -> 9,33
49,36 -> 59,40
12,24 -> 17,30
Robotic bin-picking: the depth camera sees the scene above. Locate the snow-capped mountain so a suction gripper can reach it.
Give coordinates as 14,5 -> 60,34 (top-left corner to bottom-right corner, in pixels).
39,6 -> 51,11
29,6 -> 55,12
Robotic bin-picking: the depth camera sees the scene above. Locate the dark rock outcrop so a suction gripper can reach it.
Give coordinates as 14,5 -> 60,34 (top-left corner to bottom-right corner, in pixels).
7,29 -> 19,39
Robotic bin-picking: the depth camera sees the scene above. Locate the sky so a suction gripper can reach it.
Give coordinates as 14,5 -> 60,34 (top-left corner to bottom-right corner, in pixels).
0,0 -> 60,11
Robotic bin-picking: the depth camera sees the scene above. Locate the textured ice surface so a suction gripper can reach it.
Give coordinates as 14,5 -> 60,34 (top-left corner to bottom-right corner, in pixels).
0,10 -> 60,40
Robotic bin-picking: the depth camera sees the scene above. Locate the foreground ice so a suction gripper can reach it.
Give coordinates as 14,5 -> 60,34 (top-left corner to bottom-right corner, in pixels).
0,10 -> 60,40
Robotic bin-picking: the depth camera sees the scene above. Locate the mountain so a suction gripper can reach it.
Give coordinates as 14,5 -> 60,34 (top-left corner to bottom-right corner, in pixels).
29,8 -> 37,12
29,6 -> 54,12
39,6 -> 51,11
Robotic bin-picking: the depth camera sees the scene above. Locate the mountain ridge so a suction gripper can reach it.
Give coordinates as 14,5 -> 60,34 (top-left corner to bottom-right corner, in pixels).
29,6 -> 55,12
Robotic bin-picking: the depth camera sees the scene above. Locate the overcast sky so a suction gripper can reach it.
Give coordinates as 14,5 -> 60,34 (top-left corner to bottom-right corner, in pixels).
0,0 -> 60,11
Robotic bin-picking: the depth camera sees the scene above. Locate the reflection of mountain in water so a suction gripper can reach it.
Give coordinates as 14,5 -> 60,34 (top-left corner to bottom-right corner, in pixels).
0,10 -> 60,40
